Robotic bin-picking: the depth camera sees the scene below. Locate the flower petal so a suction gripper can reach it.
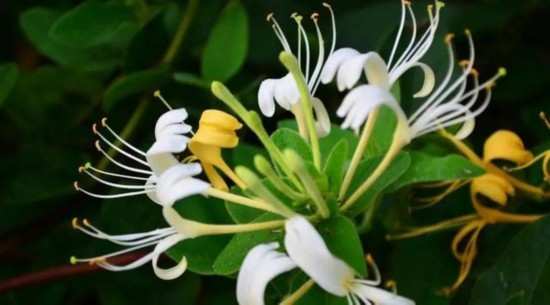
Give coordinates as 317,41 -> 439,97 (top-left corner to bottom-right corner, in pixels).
258,79 -> 277,117
156,163 -> 209,206
145,175 -> 161,204
274,74 -> 299,111
151,234 -> 188,280
237,242 -> 297,305
362,52 -> 390,89
352,284 -> 415,305
312,97 -> 331,137
284,216 -> 354,297
390,62 -> 435,98
145,135 -> 189,176
320,48 -> 360,85
155,109 -> 191,140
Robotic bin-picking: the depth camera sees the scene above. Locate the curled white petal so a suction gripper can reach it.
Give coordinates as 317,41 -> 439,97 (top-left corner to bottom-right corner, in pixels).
284,216 -> 354,297
351,284 -> 415,305
151,234 -> 188,280
454,116 -> 475,140
145,135 -> 188,176
312,97 -> 331,137
145,175 -> 161,204
320,48 -> 360,85
155,109 -> 191,140
258,79 -> 277,117
337,53 -> 368,91
390,62 -> 435,98
362,52 -> 391,89
273,74 -> 300,111
237,242 -> 297,305
156,163 -> 209,206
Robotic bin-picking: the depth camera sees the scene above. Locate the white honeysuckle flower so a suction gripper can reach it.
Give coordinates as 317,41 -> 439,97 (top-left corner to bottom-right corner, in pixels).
75,105 -> 206,205
321,0 -> 442,97
71,218 -> 189,280
337,30 -> 506,140
257,4 -> 336,136
236,216 -> 414,305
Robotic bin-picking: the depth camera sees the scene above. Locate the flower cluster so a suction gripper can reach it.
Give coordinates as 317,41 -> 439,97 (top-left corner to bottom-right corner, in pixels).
71,1 -> 541,304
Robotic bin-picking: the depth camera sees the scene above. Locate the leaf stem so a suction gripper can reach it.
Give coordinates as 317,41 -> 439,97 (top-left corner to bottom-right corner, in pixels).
161,0 -> 199,64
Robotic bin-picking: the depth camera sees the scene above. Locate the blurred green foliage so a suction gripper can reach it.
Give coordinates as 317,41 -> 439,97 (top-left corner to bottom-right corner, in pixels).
0,0 -> 550,305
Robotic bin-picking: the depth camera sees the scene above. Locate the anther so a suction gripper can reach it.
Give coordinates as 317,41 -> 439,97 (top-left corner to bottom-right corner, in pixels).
73,181 -> 80,191
154,90 -> 172,110
92,123 -> 99,134
459,60 -> 470,68
94,140 -> 101,151
266,12 -> 274,22
470,68 -> 479,78
464,28 -> 471,36
498,67 -> 507,77
322,2 -> 332,8
70,256 -> 78,265
72,217 -> 79,229
291,12 -> 303,22
539,112 -> 550,129
101,117 -> 108,127
83,218 -> 91,226
78,166 -> 85,173
444,33 -> 455,44
310,12 -> 319,21
436,1 -> 445,9
403,0 -> 411,5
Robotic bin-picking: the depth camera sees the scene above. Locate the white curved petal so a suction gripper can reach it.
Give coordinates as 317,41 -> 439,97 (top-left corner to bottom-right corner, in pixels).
337,85 -> 404,131
151,234 -> 188,280
284,216 -> 354,297
320,48 -> 361,85
352,284 -> 415,305
312,97 -> 331,137
145,175 -> 161,204
156,163 -> 209,206
337,53 -> 368,91
157,124 -> 193,140
274,74 -> 299,111
237,242 -> 297,305
389,62 -> 435,98
454,115 -> 475,140
258,79 -> 277,117
145,135 -> 188,176
362,52 -> 390,89
155,109 -> 190,140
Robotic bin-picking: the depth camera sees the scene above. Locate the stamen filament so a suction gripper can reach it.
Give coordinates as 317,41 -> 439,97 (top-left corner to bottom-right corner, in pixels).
93,124 -> 150,167
154,90 -> 173,110
83,162 -> 150,181
101,118 -> 146,157
205,187 -> 283,215
95,141 -> 153,175
386,214 -> 479,240
74,181 -> 155,199
80,167 -> 155,190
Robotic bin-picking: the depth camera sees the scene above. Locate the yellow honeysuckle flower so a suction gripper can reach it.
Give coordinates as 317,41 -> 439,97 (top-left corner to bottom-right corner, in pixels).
444,173 -> 543,294
189,110 -> 246,191
483,130 -> 534,166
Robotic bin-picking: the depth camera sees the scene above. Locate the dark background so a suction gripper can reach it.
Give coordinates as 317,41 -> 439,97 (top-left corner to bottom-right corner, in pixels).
0,0 -> 549,304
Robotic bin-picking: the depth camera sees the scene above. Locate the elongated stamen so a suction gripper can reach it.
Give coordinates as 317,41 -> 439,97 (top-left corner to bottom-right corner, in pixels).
95,141 -> 153,175
74,181 -> 155,199
387,0 -> 408,68
154,90 -> 173,110
93,124 -> 149,167
101,118 -> 146,157
409,33 -> 456,123
390,2 -> 417,72
403,3 -> 442,65
82,162 -> 150,181
309,12 -> 325,93
312,3 -> 337,94
267,13 -> 292,53
79,166 -> 155,190
71,240 -> 158,265
292,13 -> 311,82
73,218 -> 175,246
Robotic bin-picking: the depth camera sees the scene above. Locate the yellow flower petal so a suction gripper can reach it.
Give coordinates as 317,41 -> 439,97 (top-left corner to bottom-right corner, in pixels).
483,130 -> 533,166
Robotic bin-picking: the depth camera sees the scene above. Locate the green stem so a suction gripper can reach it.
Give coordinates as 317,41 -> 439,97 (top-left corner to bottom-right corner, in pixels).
341,122 -> 408,211
339,108 -> 380,200
161,0 -> 198,64
386,214 -> 478,240
206,188 -> 281,215
279,52 -> 321,170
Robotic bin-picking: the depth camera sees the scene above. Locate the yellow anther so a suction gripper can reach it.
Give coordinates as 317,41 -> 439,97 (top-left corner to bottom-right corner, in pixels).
83,218 -> 91,226
71,217 -> 79,229
498,67 -> 507,77
291,12 -> 303,22
469,68 -> 479,78
310,12 -> 319,21
101,117 -> 108,127
322,2 -> 332,8
483,130 -> 534,167
436,1 -> 445,9
444,33 -> 455,44
94,140 -> 101,151
403,0 -> 411,5
70,256 -> 78,265
266,12 -> 274,22
78,166 -> 85,173
458,60 -> 470,68
385,280 -> 398,293
153,90 -> 161,98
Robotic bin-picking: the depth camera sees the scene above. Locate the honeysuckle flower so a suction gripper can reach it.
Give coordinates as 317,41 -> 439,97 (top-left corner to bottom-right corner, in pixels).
188,109 -> 246,191
483,130 -> 534,166
237,216 -> 414,305
321,0 -> 441,96
258,4 -> 335,137
75,105 -> 200,205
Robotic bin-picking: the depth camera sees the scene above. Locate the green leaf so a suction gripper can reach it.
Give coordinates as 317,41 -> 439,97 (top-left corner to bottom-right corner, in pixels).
230,142 -> 266,169
49,1 -> 138,48
173,72 -> 210,89
272,128 -> 313,162
389,152 -> 485,191
0,63 -> 19,107
469,217 -> 550,305
317,215 -> 368,276
103,66 -> 171,110
201,0 -> 248,82
347,152 -> 412,215
323,139 -> 349,195
213,213 -> 283,275
19,8 -> 121,71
